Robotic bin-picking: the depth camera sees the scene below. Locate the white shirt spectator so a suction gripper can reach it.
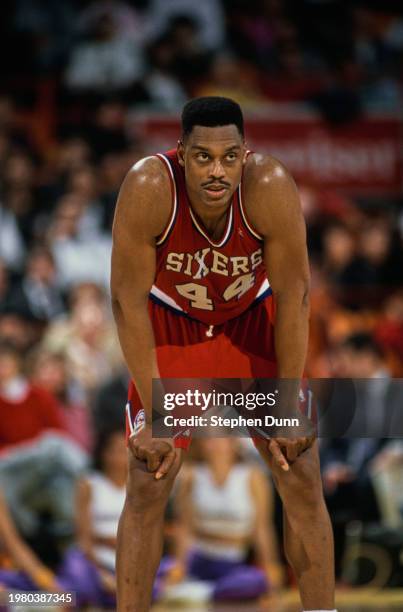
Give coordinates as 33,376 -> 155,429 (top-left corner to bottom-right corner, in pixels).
65,37 -> 144,92
0,205 -> 25,271
51,235 -> 112,291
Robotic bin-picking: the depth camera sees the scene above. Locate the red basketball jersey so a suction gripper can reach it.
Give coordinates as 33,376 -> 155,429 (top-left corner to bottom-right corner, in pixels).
151,149 -> 271,326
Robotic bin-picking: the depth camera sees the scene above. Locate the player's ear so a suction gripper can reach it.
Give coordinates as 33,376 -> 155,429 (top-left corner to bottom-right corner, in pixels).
242,145 -> 248,165
177,140 -> 185,167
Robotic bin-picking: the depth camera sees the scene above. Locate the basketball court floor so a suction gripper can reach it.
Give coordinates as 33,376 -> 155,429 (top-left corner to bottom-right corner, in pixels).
152,588 -> 403,611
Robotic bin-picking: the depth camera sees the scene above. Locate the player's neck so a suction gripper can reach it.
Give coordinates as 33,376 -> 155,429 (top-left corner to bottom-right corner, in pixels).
188,193 -> 232,240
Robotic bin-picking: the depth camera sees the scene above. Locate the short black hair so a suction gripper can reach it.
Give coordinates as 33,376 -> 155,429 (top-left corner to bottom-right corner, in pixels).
181,96 -> 244,138
93,426 -> 126,472
343,333 -> 384,360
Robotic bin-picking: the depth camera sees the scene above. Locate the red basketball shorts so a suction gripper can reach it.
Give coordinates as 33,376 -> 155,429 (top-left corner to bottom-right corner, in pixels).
126,295 -> 279,450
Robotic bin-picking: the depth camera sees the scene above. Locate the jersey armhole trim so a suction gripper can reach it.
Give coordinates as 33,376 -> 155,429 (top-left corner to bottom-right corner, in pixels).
238,182 -> 263,241
155,153 -> 178,246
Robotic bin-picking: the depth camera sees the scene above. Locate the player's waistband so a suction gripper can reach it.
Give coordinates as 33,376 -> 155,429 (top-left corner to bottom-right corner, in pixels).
149,279 -> 272,325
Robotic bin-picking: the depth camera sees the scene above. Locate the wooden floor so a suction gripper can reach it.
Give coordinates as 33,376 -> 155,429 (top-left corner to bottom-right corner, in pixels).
152,589 -> 403,611
10,589 -> 402,611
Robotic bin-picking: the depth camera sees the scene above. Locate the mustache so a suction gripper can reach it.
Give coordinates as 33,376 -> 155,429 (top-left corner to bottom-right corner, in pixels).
202,181 -> 231,188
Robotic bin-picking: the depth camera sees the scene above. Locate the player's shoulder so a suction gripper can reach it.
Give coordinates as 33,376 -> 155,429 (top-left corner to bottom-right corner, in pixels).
123,154 -> 171,194
244,152 -> 294,188
242,153 -> 302,236
114,154 -> 172,234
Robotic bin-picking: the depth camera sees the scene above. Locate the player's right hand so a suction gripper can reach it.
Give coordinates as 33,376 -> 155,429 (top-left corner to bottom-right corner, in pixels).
129,424 -> 176,480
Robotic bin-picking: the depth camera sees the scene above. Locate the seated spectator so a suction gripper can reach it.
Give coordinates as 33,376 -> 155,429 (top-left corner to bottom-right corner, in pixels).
5,247 -> 65,322
65,13 -> 144,94
157,438 -> 282,603
29,349 -> 93,453
85,100 -> 130,161
0,341 -> 87,539
321,332 -> 395,575
0,306 -> 43,352
321,223 -> 356,295
333,218 -> 403,310
2,151 -> 40,248
57,427 -> 127,608
47,193 -> 112,290
54,136 -> 93,177
0,341 -> 64,451
144,35 -> 187,111
0,489 -> 60,593
42,282 -> 122,402
92,367 -> 129,435
66,165 -> 104,239
167,16 -> 212,90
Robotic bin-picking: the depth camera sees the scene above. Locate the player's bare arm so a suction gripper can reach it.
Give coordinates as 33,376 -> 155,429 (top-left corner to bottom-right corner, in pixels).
111,157 -> 176,478
243,155 -> 313,468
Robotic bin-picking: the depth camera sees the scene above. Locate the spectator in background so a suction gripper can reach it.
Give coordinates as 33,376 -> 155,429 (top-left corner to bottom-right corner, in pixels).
321,333 -> 394,575
195,53 -> 264,109
65,12 -> 144,94
92,367 -> 129,435
77,0 -> 146,44
98,151 -> 133,231
160,438 -> 282,603
54,136 -> 93,177
1,151 -> 39,248
0,489 -> 60,593
145,0 -> 225,52
85,100 -> 130,161
57,427 -> 127,608
0,201 -> 26,272
47,193 -> 112,290
13,0 -> 77,73
167,16 -> 212,91
0,96 -> 28,150
144,35 -> 188,111
320,223 -> 357,309
30,349 -> 93,454
352,218 -> 403,304
0,341 -> 87,539
224,0 -> 277,68
375,290 -> 403,374
42,282 -> 122,402
5,247 -> 65,323
0,307 -> 42,352
0,341 -> 64,451
67,165 -> 104,239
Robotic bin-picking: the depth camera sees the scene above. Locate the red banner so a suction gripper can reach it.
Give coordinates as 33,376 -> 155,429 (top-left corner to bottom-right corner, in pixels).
130,114 -> 402,195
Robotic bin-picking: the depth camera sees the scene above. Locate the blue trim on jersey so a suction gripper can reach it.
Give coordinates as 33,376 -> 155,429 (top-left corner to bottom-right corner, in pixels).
148,286 -> 273,324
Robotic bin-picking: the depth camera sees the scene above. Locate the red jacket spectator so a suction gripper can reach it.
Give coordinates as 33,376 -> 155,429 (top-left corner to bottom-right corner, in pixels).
0,384 -> 65,451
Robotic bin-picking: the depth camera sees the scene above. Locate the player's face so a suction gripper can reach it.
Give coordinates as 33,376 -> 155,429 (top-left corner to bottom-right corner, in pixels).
178,125 -> 247,209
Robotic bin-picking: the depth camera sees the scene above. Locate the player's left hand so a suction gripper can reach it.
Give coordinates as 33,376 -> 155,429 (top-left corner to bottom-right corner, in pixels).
261,435 -> 315,471
274,435 -> 316,463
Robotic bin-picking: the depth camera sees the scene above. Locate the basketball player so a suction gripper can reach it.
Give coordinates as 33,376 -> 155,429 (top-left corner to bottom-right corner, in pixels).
111,97 -> 336,612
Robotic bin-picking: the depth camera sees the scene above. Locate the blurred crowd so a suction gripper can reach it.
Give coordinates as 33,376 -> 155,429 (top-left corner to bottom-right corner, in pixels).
1,0 -> 402,118
0,0 -> 403,607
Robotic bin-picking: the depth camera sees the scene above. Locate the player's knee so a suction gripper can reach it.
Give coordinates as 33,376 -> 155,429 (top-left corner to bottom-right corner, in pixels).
125,455 -> 177,513
277,453 -> 324,514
